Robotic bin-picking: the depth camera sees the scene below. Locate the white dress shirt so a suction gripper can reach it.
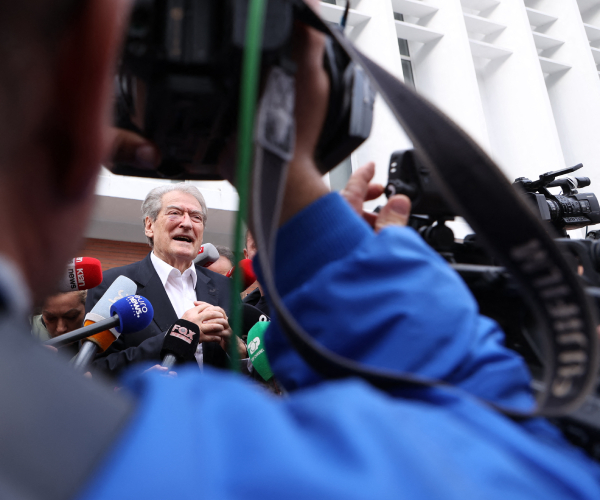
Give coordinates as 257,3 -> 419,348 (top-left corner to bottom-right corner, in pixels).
150,252 -> 205,367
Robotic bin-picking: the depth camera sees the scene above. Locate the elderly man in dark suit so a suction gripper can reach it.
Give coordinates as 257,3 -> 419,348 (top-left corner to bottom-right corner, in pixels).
87,184 -> 246,376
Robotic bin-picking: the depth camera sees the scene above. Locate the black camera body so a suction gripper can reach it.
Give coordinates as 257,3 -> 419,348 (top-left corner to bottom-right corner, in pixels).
113,0 -> 375,180
514,164 -> 600,234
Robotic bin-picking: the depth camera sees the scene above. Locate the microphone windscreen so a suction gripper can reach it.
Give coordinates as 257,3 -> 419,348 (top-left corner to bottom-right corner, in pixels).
57,257 -> 103,292
243,303 -> 269,337
247,321 -> 273,381
160,319 -> 201,363
110,295 -> 154,334
239,259 -> 257,288
85,275 -> 137,336
194,243 -> 220,267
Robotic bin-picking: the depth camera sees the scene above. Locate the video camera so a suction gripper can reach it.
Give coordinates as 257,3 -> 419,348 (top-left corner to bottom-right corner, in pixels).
514,164 -> 600,235
385,149 -> 600,461
113,0 -> 374,180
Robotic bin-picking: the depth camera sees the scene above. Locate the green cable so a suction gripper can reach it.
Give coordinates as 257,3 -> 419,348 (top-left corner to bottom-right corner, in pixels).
229,0 -> 268,370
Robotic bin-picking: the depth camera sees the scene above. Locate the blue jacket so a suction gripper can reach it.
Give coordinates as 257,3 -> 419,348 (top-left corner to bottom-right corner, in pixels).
80,193 -> 600,500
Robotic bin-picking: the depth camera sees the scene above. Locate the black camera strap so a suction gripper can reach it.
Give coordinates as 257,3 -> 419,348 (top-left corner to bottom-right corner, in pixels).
251,1 -> 598,418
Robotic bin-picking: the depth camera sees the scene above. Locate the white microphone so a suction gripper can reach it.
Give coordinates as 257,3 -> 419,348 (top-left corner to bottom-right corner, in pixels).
71,275 -> 137,371
193,243 -> 220,267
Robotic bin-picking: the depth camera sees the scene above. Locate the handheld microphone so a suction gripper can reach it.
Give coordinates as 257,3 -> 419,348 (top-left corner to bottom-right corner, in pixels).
71,294 -> 154,371
66,275 -> 135,371
193,243 -> 220,267
247,321 -> 273,382
239,259 -> 257,288
82,274 -> 137,342
45,295 -> 154,348
56,257 -> 103,292
160,319 -> 200,369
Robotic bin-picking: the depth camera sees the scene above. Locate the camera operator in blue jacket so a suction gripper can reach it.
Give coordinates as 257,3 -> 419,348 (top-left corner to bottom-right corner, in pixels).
0,0 -> 599,499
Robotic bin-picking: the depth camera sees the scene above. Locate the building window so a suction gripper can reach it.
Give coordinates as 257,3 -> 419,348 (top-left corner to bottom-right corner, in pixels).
321,0 -> 337,4
394,13 -> 416,89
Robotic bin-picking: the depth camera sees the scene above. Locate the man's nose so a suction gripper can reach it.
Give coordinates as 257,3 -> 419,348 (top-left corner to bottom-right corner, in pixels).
56,319 -> 68,335
179,212 -> 192,228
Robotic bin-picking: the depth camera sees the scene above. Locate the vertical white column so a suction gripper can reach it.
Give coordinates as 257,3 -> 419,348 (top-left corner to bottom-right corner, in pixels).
349,0 -> 413,198
408,0 -> 491,153
476,0 -> 565,182
541,0 -> 600,193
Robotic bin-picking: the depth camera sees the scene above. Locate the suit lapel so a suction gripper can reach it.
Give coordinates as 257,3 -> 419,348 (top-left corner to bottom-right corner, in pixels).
195,267 -> 219,304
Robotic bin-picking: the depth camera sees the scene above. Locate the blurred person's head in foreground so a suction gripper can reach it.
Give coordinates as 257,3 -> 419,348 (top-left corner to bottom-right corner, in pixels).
0,0 -> 130,305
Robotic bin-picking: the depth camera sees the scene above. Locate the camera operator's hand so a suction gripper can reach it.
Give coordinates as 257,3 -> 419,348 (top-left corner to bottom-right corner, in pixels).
107,127 -> 160,171
341,162 -> 383,227
341,162 -> 411,231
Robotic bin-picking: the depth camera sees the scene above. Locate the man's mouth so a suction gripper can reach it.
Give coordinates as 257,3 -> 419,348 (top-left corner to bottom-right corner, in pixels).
173,236 -> 193,243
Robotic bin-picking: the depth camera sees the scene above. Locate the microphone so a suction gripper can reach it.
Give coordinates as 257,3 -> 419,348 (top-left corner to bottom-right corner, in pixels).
239,259 -> 257,288
56,257 -> 103,292
193,243 -> 220,267
243,303 -> 270,335
247,321 -> 273,381
65,275 -> 135,370
82,274 -> 137,341
160,319 -> 201,369
71,294 -> 154,371
45,294 -> 154,348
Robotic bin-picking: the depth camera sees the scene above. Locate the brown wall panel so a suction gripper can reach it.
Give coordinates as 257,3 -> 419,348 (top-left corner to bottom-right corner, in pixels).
80,238 -> 150,271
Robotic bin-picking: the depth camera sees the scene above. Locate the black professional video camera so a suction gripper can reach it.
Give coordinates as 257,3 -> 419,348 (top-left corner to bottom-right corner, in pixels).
385,149 -> 600,460
514,164 -> 600,235
113,0 -> 374,180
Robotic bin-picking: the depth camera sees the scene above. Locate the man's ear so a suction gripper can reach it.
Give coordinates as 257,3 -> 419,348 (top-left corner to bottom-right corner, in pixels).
243,249 -> 249,259
144,217 -> 155,240
47,0 -> 130,202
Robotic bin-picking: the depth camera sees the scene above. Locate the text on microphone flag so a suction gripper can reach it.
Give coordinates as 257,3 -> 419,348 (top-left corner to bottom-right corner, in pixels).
170,324 -> 196,344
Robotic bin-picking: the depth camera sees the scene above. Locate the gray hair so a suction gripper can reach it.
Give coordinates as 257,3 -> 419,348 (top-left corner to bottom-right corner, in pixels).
141,184 -> 208,248
215,245 -> 235,266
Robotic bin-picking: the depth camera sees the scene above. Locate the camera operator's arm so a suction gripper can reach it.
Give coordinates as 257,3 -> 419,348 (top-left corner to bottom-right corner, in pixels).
256,17 -> 535,410
259,167 -> 535,412
278,2 -> 330,225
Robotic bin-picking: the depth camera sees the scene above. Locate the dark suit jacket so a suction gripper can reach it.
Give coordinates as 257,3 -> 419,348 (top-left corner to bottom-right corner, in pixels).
86,252 -> 233,377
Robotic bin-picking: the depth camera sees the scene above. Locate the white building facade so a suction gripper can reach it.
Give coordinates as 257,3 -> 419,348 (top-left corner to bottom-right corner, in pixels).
89,0 -> 600,246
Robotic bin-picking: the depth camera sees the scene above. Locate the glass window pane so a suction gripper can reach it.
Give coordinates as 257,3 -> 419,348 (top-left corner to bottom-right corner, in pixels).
398,38 -> 410,57
401,59 -> 416,89
394,13 -> 404,22
322,0 -> 336,4
329,157 -> 353,192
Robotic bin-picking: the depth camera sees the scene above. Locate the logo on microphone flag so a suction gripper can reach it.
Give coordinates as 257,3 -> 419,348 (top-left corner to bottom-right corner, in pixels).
170,323 -> 196,344
248,337 -> 260,355
127,295 -> 149,318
